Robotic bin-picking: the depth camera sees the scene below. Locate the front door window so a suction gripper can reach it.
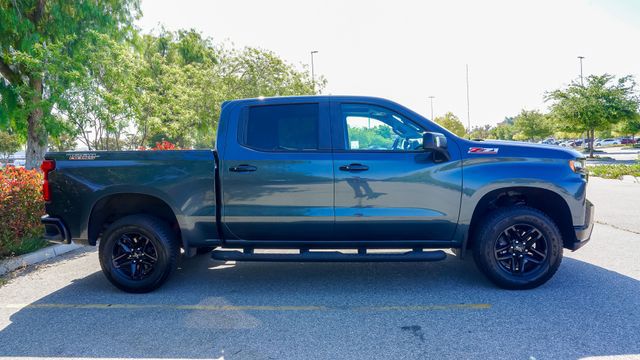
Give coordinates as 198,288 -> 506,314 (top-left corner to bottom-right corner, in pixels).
343,104 -> 425,151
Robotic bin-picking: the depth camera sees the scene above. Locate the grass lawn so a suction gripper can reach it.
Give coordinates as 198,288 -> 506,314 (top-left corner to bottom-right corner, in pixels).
589,163 -> 640,179
0,237 -> 49,260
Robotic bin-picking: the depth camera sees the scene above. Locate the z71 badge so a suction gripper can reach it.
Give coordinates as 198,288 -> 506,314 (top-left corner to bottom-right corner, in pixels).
67,153 -> 100,160
468,147 -> 499,154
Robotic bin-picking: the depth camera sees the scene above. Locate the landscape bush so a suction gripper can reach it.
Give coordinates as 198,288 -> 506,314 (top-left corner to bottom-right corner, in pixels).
589,163 -> 640,179
0,167 -> 46,258
138,140 -> 179,151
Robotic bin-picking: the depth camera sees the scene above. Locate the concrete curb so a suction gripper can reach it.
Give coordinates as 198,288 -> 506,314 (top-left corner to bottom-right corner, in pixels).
0,243 -> 83,276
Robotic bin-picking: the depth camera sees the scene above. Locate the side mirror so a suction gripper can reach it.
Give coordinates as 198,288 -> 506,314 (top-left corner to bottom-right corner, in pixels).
422,132 -> 450,162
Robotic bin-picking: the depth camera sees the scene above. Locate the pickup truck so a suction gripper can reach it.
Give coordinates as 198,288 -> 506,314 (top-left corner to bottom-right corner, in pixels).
40,96 -> 594,293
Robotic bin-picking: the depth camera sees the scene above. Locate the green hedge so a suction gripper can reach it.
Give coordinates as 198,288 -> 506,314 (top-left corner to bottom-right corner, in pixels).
589,163 -> 640,179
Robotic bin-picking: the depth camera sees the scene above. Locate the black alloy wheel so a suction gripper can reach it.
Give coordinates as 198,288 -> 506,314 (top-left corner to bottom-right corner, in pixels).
494,224 -> 548,276
111,232 -> 159,281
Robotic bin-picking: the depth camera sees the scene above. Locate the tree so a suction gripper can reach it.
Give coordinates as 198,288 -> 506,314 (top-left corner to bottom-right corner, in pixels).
547,74 -> 638,157
0,131 -> 21,166
491,117 -> 515,140
134,29 -> 220,148
469,125 -> 492,140
58,31 -> 142,150
48,132 -> 76,152
615,114 -> 640,139
434,112 -> 466,137
0,0 -> 140,168
512,110 -> 553,142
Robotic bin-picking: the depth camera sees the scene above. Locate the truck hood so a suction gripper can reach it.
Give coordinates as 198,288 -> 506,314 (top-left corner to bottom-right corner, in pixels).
459,139 -> 584,160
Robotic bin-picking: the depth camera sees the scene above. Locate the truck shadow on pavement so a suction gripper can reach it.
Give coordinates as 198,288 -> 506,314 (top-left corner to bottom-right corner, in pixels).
0,253 -> 639,359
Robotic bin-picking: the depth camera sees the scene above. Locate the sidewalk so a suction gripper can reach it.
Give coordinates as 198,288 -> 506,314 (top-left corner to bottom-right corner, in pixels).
588,176 -> 640,234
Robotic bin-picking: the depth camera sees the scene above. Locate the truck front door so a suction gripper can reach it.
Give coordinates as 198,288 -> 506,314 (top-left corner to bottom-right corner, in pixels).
331,102 -> 462,241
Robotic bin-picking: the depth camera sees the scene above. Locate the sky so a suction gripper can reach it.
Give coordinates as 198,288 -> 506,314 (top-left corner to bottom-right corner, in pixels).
137,0 -> 640,128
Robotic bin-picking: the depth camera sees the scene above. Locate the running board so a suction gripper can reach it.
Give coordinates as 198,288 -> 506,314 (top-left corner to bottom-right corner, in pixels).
211,249 -> 447,262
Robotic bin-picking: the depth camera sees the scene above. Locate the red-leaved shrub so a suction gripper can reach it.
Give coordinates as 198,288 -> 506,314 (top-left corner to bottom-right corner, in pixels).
138,140 -> 179,151
0,167 -> 45,257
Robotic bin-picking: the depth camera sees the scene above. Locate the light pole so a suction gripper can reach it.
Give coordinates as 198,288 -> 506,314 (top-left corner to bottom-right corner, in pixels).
578,56 -> 585,86
428,96 -> 435,119
310,50 -> 318,93
465,64 -> 471,137
577,56 -> 590,150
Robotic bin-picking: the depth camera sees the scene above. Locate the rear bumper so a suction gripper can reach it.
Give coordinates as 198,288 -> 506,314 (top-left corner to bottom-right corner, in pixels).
41,215 -> 71,244
569,200 -> 594,251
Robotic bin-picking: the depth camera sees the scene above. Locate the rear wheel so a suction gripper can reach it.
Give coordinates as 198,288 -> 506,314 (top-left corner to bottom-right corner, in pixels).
98,215 -> 179,293
473,206 -> 563,289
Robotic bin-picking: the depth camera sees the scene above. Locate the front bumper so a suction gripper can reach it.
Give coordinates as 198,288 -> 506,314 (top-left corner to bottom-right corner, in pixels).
41,215 -> 71,244
569,200 -> 594,251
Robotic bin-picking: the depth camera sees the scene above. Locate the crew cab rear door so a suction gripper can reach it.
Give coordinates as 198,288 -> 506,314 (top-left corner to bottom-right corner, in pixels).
330,100 -> 462,241
219,99 -> 334,241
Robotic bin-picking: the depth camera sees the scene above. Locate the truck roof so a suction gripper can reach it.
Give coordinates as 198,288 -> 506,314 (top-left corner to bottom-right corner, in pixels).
224,95 -> 404,107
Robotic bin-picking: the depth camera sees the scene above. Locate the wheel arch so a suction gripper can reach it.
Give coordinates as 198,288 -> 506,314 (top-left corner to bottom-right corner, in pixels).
466,186 -> 576,250
88,193 -> 183,249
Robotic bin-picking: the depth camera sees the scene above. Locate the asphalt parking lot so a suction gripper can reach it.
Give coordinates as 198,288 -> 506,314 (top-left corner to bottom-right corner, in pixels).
1,179 -> 639,360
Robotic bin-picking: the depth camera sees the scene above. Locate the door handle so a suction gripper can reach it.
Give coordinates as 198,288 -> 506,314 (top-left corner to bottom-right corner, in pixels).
339,163 -> 369,172
229,164 -> 257,172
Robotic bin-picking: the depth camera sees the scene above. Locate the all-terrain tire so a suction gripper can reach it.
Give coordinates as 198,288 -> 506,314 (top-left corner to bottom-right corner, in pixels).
472,206 -> 563,289
98,214 -> 179,293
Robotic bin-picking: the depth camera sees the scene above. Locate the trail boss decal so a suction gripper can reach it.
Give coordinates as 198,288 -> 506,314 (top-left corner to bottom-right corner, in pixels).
67,153 -> 100,160
468,147 -> 499,154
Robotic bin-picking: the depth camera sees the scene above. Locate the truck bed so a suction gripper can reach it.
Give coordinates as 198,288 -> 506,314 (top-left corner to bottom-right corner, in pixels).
43,150 -> 219,249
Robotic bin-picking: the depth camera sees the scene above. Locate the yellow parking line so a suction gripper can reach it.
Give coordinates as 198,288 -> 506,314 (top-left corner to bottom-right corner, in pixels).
355,303 -> 491,311
1,303 -> 490,312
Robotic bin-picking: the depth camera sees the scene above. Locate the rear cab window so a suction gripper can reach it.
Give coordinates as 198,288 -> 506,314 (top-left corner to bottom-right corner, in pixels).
239,103 -> 320,151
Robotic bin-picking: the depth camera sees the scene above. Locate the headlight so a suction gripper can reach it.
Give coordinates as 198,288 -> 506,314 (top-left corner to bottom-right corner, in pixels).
569,159 -> 585,173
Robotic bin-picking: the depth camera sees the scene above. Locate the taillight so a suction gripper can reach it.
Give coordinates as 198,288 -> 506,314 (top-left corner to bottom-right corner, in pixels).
41,159 -> 56,202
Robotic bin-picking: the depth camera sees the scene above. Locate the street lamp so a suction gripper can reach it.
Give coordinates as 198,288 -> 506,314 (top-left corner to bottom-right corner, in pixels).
466,64 -> 471,137
428,96 -> 435,119
310,50 -> 318,93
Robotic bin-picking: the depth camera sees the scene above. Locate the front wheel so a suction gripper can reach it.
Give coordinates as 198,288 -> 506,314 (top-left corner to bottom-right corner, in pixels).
472,206 -> 563,290
98,215 -> 179,293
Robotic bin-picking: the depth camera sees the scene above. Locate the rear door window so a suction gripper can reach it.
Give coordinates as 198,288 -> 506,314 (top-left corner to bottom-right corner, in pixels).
241,103 -> 320,151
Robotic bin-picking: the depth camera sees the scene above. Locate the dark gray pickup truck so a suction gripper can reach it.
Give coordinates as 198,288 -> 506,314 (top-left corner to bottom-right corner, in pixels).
41,96 -> 594,292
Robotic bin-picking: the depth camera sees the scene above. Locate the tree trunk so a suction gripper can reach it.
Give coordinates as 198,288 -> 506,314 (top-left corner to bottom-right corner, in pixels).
588,129 -> 596,158
25,78 -> 47,170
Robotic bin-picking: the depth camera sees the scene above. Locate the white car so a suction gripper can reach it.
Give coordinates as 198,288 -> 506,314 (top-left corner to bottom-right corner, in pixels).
595,138 -> 620,147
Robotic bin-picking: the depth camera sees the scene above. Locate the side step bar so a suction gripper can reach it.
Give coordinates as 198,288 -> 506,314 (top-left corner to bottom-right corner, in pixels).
211,249 -> 447,262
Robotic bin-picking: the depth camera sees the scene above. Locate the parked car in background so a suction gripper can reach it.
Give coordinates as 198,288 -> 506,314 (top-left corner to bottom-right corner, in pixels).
539,138 -> 559,145
595,138 -> 620,147
620,137 -> 636,145
560,140 -> 577,147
